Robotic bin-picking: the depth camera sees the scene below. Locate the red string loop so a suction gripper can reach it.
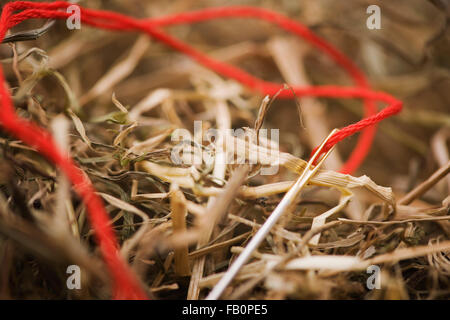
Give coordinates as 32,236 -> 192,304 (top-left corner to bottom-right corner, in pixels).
0,1 -> 402,299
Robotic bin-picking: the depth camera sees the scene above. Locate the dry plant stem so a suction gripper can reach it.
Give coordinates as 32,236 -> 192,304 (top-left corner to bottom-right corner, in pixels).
398,160 -> 450,205
125,128 -> 173,157
308,189 -> 352,245
339,215 -> 450,225
10,43 -> 23,84
267,227 -> 450,278
67,109 -> 93,150
188,99 -> 231,299
212,100 -> 232,187
268,37 -> 344,171
48,32 -> 120,69
97,193 -> 150,261
228,214 -> 302,243
138,136 -> 394,204
162,98 -> 183,127
254,95 -> 270,134
80,35 -> 151,106
228,220 -> 344,298
199,164 -> 249,255
199,261 -> 266,289
152,251 -> 174,288
268,37 -> 366,221
0,47 -> 45,65
228,273 -> 267,299
431,129 -> 450,192
51,115 -> 79,238
132,223 -> 171,280
366,240 -> 450,266
116,41 -> 259,99
170,183 -> 190,276
188,165 -> 249,299
176,220 -> 340,291
248,221 -> 342,275
297,220 -> 343,252
215,209 -> 342,296
151,283 -> 179,293
128,89 -> 171,121
211,100 -> 241,265
206,129 -> 338,300
188,232 -> 252,260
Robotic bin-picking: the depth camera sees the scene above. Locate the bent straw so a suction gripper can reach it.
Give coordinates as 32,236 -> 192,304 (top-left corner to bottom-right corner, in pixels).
206,129 -> 338,300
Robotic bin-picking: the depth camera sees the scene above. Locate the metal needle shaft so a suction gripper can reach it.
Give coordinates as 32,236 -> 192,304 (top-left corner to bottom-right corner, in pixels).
206,129 -> 338,300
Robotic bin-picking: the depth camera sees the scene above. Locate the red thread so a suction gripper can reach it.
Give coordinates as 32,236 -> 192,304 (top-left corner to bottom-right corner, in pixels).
0,1 -> 402,299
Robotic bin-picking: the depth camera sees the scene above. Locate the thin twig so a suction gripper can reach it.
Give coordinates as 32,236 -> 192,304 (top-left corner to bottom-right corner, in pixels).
398,161 -> 450,205
171,183 -> 190,276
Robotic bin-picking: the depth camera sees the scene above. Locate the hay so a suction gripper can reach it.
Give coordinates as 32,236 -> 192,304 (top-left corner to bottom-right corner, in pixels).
0,0 -> 449,300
